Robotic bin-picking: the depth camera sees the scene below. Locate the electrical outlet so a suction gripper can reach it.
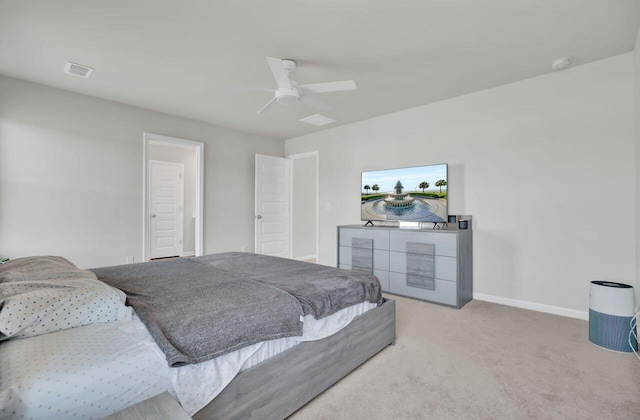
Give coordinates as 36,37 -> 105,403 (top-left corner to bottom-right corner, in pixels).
240,245 -> 247,252
126,256 -> 134,264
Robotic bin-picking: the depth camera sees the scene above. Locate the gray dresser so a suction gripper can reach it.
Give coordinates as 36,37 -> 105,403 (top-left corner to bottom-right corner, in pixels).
337,224 -> 473,308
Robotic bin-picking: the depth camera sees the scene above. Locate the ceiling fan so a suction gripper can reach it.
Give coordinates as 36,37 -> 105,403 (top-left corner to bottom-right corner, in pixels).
255,57 -> 357,114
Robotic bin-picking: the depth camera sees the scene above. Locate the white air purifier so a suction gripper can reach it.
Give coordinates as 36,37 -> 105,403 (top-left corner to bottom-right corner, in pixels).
589,281 -> 637,353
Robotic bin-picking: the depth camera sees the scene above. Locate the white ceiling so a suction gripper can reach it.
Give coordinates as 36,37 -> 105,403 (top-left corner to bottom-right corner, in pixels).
1,1 -> 638,140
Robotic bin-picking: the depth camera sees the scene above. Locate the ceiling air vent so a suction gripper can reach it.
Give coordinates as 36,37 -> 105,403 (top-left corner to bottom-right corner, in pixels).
64,61 -> 94,79
299,114 -> 337,127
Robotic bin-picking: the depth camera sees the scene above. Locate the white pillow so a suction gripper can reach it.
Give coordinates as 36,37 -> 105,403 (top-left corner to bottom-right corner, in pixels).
0,256 -> 131,340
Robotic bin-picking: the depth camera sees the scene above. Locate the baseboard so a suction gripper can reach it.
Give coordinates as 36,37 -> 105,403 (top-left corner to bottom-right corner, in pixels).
294,255 -> 317,261
473,293 -> 589,320
181,251 -> 196,257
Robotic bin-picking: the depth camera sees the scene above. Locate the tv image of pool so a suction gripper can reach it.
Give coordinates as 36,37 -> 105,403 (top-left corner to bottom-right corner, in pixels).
361,196 -> 447,222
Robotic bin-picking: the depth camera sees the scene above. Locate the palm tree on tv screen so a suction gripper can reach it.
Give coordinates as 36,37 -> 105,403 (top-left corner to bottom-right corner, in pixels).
435,179 -> 447,193
364,185 -> 371,194
419,181 -> 429,192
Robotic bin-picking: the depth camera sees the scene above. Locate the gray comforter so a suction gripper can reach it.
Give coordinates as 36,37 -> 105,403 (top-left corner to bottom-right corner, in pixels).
194,253 -> 383,319
91,253 -> 382,367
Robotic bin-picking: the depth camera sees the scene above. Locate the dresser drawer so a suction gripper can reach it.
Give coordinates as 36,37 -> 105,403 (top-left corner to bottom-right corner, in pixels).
339,246 -> 390,271
389,230 -> 457,257
389,272 -> 457,306
389,251 -> 457,281
339,228 -> 390,250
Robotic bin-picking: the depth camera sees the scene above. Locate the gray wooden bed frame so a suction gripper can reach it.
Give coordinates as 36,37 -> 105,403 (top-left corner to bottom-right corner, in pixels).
193,298 -> 396,420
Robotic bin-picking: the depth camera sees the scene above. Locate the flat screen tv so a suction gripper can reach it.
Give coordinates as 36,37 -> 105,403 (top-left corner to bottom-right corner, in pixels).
361,163 -> 448,223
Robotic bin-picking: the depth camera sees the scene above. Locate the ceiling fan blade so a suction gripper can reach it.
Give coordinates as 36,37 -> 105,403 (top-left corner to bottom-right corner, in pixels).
297,80 -> 357,93
257,96 -> 279,114
301,95 -> 333,113
266,57 -> 292,89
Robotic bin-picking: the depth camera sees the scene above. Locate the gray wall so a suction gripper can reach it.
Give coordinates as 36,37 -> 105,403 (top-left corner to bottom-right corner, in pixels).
0,76 -> 283,268
286,53 -> 635,315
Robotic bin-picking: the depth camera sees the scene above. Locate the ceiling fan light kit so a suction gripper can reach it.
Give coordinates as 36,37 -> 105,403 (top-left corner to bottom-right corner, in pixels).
255,57 -> 357,116
275,88 -> 300,105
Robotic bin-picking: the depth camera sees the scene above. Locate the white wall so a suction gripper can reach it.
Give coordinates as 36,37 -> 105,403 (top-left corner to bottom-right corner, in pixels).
0,76 -> 283,268
291,154 -> 317,259
147,144 -> 197,254
286,53 -> 635,313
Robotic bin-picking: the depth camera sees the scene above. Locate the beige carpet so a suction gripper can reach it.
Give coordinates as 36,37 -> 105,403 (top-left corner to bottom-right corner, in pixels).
290,294 -> 640,420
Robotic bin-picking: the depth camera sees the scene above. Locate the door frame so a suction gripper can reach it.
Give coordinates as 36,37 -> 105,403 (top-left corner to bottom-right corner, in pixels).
287,151 -> 319,262
143,132 -> 204,262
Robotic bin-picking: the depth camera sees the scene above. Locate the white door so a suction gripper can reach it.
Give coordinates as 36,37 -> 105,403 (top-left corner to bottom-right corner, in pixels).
149,160 -> 184,259
255,154 -> 290,257
290,152 -> 318,261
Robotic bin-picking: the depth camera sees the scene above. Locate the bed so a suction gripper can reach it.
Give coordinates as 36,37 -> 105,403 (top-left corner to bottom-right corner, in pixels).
0,253 -> 395,419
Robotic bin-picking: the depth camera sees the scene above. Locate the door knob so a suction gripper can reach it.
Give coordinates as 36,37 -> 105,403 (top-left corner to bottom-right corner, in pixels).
256,215 -> 262,219
151,214 -> 157,218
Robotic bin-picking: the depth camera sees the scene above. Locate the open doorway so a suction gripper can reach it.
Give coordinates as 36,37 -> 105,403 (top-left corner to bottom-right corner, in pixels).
143,133 -> 204,262
288,151 -> 319,263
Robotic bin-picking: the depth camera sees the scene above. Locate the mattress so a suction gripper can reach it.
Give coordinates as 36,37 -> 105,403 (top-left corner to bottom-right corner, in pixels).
0,301 -> 376,419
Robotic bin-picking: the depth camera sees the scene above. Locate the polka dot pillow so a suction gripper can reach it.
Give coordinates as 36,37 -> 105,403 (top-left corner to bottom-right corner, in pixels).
0,256 -> 129,340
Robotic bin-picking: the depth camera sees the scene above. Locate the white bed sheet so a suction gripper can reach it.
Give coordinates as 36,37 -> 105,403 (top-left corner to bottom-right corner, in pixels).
0,301 -> 377,419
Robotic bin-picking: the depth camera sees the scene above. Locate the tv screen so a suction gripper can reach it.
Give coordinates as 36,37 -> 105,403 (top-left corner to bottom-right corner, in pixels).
361,163 -> 448,222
